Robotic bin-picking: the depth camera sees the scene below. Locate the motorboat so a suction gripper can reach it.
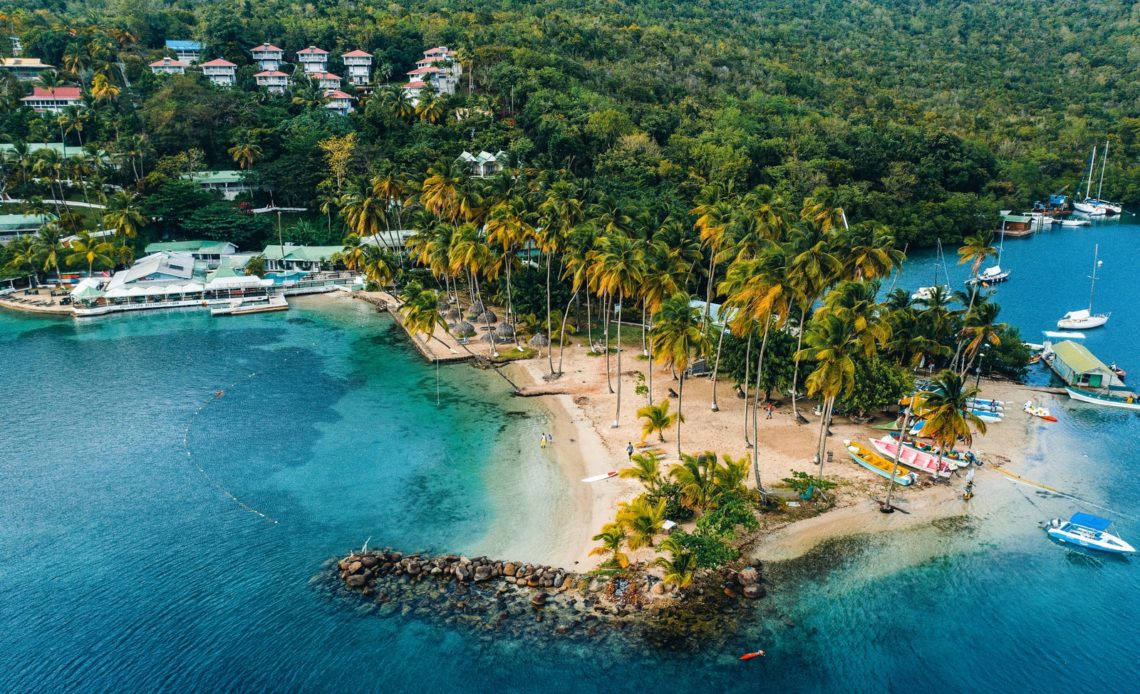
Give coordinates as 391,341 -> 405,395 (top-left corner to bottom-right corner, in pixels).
1109,363 -> 1126,380
967,265 -> 1010,286
910,285 -> 949,303
1059,219 -> 1091,227
843,440 -> 916,486
1046,513 -> 1135,554
1023,400 -> 1058,422
869,436 -> 954,478
1057,244 -> 1109,330
1065,386 -> 1140,412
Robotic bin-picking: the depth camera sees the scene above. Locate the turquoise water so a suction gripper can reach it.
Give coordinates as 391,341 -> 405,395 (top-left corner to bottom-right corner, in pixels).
2,222 -> 1139,692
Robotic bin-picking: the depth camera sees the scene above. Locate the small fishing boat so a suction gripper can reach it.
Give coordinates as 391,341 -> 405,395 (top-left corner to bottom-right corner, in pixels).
1057,245 -> 1109,330
903,438 -> 978,467
739,650 -> 766,661
1023,400 -> 1058,422
1109,363 -> 1126,380
869,436 -> 953,478
910,285 -> 949,303
1046,513 -> 1135,555
1028,354 -> 1042,365
843,440 -> 916,486
581,471 -> 617,483
1065,386 -> 1140,412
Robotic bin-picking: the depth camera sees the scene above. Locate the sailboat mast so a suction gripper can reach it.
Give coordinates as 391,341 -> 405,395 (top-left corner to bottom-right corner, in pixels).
1088,244 -> 1099,313
1097,141 -> 1108,200
1086,146 -> 1096,199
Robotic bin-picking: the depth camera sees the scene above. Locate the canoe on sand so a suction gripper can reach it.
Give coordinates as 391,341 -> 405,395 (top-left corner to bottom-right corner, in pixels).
582,471 -> 618,483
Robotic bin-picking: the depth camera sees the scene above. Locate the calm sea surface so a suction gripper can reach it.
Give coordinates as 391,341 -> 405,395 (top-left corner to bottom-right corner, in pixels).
2,220 -> 1138,692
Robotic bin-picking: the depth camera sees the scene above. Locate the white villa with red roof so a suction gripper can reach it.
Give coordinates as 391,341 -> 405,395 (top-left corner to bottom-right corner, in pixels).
342,49 -> 373,86
201,58 -> 237,87
255,70 -> 288,94
324,90 -> 354,116
403,80 -> 427,106
296,46 -> 329,74
21,86 -> 84,113
251,43 -> 285,71
405,46 -> 461,98
309,71 -> 342,90
150,57 -> 187,75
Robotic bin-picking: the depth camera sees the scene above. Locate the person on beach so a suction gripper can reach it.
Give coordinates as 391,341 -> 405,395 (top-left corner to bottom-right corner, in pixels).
626,442 -> 634,459
766,401 -> 774,419
540,433 -> 547,449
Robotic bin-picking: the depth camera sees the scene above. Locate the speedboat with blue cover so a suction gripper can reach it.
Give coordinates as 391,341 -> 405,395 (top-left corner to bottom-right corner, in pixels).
1046,513 -> 1135,555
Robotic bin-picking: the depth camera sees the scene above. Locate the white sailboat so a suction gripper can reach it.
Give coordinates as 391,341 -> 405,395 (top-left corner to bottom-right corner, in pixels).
1072,143 -> 1123,216
968,218 -> 1010,285
1057,244 -> 1109,330
912,239 -> 952,301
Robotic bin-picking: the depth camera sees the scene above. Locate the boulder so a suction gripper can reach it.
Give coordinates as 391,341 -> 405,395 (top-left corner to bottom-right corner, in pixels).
530,592 -> 547,608
474,565 -> 493,582
455,565 -> 471,582
737,566 -> 760,586
406,561 -> 421,575
360,555 -> 379,568
345,574 -> 367,589
347,561 -> 363,574
503,562 -> 517,577
742,584 -> 765,599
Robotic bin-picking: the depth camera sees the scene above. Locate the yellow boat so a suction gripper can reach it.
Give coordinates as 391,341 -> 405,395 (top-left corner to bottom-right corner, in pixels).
843,440 -> 915,486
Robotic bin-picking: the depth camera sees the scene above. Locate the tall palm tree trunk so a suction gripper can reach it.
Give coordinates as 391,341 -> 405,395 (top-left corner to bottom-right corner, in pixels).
603,292 -> 613,393
743,329 -> 753,447
791,305 -> 807,422
710,317 -> 725,411
676,372 -> 685,459
546,251 -> 554,374
816,396 -> 835,478
751,319 -> 771,491
641,305 -> 648,356
556,288 -> 578,375
646,341 -> 654,405
505,259 -> 520,350
613,292 -> 623,427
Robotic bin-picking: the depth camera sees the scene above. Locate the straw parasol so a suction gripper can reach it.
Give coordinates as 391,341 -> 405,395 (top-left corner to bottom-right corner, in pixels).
455,321 -> 475,337
529,333 -> 550,347
478,309 -> 498,324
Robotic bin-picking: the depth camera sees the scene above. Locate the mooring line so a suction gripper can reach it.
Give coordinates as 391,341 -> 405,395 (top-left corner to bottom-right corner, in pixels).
987,465 -> 1136,522
184,369 -> 279,524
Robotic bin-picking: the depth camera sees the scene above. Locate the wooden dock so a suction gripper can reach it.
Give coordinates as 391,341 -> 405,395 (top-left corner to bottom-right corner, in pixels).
353,291 -> 475,364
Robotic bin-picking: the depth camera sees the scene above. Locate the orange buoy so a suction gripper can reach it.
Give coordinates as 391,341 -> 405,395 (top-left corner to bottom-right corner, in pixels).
739,650 -> 765,661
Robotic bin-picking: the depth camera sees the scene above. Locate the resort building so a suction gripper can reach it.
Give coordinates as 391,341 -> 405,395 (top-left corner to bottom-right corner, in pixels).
10,35 -> 22,56
402,47 -> 461,100
1046,340 -> 1125,391
324,90 -> 354,116
201,58 -> 237,87
310,71 -> 342,90
20,86 -> 84,114
251,43 -> 285,71
0,142 -> 106,160
0,57 -> 53,81
255,70 -> 289,94
165,40 -> 203,64
261,243 -> 343,272
296,46 -> 329,74
403,80 -> 426,106
150,57 -> 187,75
456,151 -> 508,177
0,213 -> 52,243
144,240 -> 238,268
998,213 -> 1034,237
187,171 -> 257,200
342,49 -> 373,86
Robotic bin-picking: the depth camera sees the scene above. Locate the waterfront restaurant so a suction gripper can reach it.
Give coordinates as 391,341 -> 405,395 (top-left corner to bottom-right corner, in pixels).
261,243 -> 343,271
1047,340 -> 1125,391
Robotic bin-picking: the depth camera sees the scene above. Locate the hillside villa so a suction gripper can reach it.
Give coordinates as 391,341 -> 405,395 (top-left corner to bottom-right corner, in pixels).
0,57 -> 53,81
164,40 -> 202,63
342,49 -> 373,86
297,46 -> 329,74
201,58 -> 237,86
255,70 -> 288,94
188,170 -> 257,200
251,43 -> 285,71
150,57 -> 188,75
21,86 -> 84,114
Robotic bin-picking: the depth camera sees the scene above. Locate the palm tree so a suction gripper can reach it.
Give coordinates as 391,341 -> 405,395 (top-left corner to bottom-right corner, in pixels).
3,236 -> 41,285
616,496 -> 666,549
959,301 -> 1004,375
650,293 -> 707,458
589,523 -> 630,570
619,453 -> 664,494
65,230 -> 114,277
637,400 -> 680,443
35,224 -> 66,281
669,452 -> 718,512
953,231 -> 997,367
912,370 -> 987,471
415,92 -> 444,123
228,138 -> 262,171
797,312 -> 876,478
485,194 -> 532,348
448,223 -> 495,356
589,232 -> 645,427
102,192 -> 145,238
538,180 -> 584,375
90,71 -> 120,103
654,536 -> 697,589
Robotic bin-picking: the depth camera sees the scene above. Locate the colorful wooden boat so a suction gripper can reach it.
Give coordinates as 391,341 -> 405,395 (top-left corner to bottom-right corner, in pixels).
869,436 -> 953,478
843,440 -> 915,486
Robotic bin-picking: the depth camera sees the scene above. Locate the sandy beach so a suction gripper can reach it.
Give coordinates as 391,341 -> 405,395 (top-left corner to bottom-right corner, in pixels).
505,336 -> 1043,569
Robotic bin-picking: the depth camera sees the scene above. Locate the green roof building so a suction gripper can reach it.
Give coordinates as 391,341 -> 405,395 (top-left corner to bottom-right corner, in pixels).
1048,340 -> 1124,390
187,170 -> 258,200
143,240 -> 238,268
261,244 -> 343,270
0,213 -> 51,242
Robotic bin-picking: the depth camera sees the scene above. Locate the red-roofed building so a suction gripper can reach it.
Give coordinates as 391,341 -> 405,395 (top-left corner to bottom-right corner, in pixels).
406,46 -> 461,96
201,58 -> 237,87
324,90 -> 354,116
150,57 -> 187,75
251,43 -> 285,71
254,70 -> 288,94
308,71 -> 342,90
296,46 -> 328,74
21,86 -> 83,113
342,49 -> 373,86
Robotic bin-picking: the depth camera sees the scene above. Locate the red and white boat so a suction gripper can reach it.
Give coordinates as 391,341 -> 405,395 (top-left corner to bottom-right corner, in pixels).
870,436 -> 955,478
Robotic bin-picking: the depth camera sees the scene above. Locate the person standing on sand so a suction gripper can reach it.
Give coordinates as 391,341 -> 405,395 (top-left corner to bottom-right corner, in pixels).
766,401 -> 774,419
540,433 -> 547,449
626,442 -> 634,459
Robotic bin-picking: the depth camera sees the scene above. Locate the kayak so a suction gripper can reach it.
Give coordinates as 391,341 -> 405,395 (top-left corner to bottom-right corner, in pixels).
739,650 -> 766,661
582,471 -> 618,483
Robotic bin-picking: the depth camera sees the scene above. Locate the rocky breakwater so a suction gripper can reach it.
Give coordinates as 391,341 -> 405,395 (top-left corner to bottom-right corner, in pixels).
326,548 -> 769,651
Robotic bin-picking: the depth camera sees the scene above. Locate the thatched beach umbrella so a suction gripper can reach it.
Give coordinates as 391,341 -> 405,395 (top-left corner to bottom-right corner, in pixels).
445,307 -> 461,321
478,309 -> 498,324
455,321 -> 475,337
529,333 -> 550,347
495,323 -> 516,339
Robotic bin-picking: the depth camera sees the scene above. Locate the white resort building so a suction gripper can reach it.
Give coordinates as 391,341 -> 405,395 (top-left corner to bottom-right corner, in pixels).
403,46 -> 461,102
324,90 -> 354,116
255,70 -> 289,94
21,87 -> 84,114
456,151 -> 509,177
310,71 -> 342,90
201,58 -> 237,87
342,49 -> 373,86
296,46 -> 329,74
251,43 -> 285,71
150,57 -> 187,75
143,240 -> 238,268
0,57 -> 53,81
187,171 -> 258,200
165,40 -> 203,64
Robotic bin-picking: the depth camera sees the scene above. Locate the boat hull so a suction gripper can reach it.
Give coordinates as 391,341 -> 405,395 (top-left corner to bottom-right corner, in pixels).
1057,315 -> 1108,330
1048,528 -> 1135,554
1065,386 -> 1140,412
844,441 -> 915,485
869,437 -> 953,477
